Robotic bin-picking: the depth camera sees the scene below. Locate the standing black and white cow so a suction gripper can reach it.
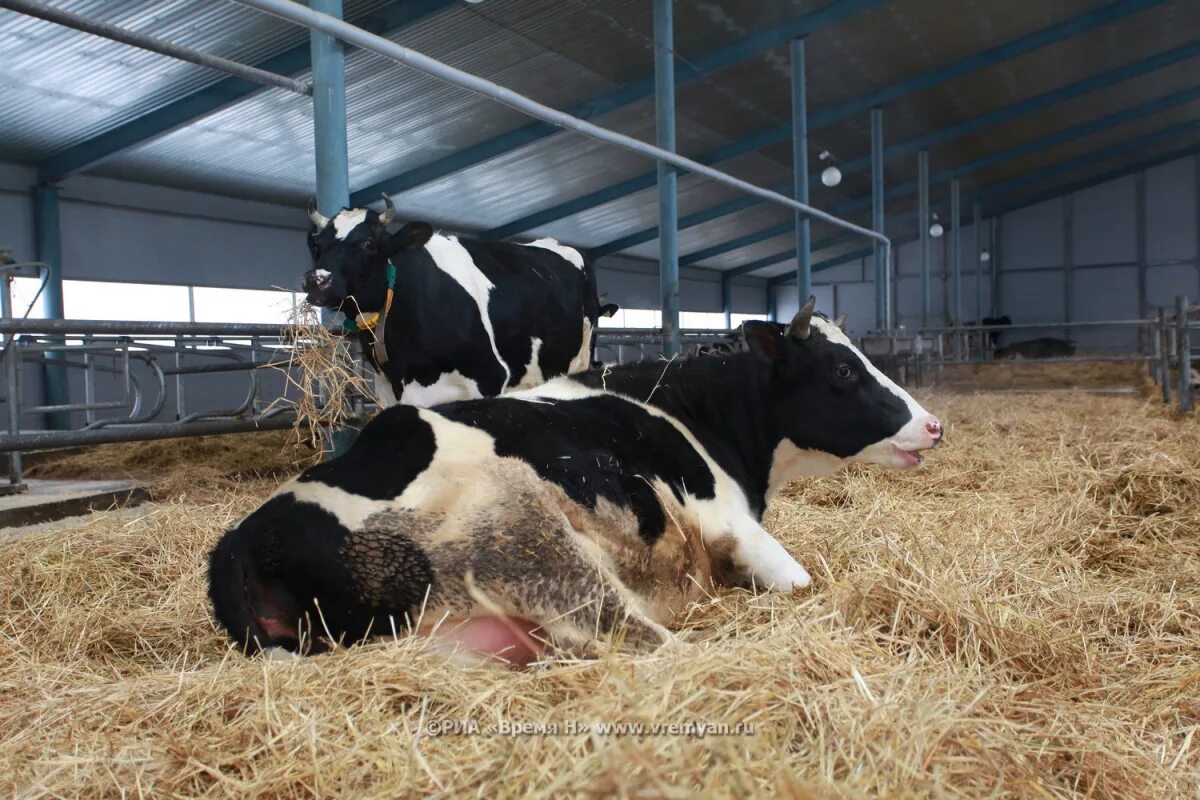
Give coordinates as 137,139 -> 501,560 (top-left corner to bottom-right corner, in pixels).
209,300 -> 942,663
302,195 -> 615,406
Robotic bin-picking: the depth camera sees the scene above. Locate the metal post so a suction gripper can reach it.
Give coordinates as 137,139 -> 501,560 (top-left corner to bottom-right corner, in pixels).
1,274 -> 24,492
33,183 -> 69,430
918,149 -> 931,328
1136,172 -> 1148,319
973,200 -> 983,328
654,0 -> 680,357
1159,308 -> 1171,404
310,0 -> 355,456
721,273 -> 733,330
790,38 -> 811,303
1176,295 -> 1192,412
766,284 -> 776,323
1063,194 -> 1074,337
990,216 -> 1001,318
871,107 -> 885,330
950,179 -> 961,329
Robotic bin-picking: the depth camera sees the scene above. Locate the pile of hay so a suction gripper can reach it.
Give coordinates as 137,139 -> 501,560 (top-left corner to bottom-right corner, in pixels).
934,358 -> 1150,391
2,392 -> 1198,797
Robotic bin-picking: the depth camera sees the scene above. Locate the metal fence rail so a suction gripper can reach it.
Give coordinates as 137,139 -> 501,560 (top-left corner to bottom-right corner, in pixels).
0,316 -> 375,495
861,295 -> 1196,412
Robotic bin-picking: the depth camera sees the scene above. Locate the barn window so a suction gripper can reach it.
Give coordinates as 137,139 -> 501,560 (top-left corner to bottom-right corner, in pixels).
191,286 -> 299,324
679,311 -> 725,329
63,280 -> 191,322
730,313 -> 767,326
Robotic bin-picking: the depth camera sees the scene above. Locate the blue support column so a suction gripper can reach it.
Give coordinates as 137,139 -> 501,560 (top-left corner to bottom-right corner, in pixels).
919,150 -> 931,327
766,284 -> 776,323
310,0 -> 355,456
973,200 -> 983,324
654,0 -> 680,356
871,107 -> 885,330
33,184 -> 69,430
951,179 -> 961,325
721,274 -> 733,330
791,38 -> 811,303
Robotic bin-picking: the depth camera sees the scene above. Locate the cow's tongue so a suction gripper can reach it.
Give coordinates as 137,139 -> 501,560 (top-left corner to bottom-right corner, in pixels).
893,446 -> 924,467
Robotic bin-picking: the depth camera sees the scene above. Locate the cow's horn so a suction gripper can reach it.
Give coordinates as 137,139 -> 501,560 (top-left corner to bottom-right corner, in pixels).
307,198 -> 329,229
787,295 -> 816,341
833,311 -> 848,331
378,193 -> 396,225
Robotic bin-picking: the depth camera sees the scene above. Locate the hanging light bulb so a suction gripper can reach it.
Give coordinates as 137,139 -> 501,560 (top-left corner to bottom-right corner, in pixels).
817,150 -> 842,187
980,249 -> 991,263
929,212 -> 944,238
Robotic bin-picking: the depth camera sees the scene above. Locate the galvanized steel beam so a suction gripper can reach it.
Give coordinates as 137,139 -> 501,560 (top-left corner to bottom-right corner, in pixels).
791,38 -> 811,303
654,0 -> 680,356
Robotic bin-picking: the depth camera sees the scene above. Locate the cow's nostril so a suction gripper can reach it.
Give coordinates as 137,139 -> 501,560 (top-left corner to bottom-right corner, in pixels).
926,419 -> 943,438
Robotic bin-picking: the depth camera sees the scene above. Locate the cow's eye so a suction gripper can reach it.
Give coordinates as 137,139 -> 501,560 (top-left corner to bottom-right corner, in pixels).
309,243 -> 320,259
361,238 -> 376,253
836,363 -> 853,379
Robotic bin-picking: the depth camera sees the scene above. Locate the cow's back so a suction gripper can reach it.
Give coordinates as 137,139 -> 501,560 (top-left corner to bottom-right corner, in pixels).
459,239 -> 597,387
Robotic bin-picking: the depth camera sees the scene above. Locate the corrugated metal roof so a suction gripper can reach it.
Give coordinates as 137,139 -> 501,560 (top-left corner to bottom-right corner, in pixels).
0,0 -> 1194,280
0,0 -> 396,160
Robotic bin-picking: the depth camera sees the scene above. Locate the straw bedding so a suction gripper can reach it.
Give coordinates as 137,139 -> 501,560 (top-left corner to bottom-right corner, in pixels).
2,391 -> 1198,798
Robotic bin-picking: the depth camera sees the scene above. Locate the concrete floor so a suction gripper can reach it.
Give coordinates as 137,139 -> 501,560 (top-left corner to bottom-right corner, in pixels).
0,479 -> 148,530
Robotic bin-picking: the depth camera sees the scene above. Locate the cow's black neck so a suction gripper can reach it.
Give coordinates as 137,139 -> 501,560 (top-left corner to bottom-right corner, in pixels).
575,354 -> 781,516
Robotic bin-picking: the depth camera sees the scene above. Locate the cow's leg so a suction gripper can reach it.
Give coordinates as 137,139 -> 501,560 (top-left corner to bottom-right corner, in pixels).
718,520 -> 811,592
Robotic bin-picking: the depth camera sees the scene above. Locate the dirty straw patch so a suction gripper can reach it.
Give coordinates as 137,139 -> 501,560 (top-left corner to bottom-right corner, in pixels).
2,392 -> 1199,798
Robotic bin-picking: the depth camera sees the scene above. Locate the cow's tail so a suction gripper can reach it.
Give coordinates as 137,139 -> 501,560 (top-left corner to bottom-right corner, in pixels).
208,518 -> 306,656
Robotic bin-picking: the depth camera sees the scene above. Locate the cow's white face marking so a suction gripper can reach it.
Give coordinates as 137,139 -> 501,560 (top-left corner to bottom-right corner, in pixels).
514,338 -> 544,390
374,372 -> 399,408
810,316 -> 938,469
424,234 -> 510,388
767,440 -> 844,496
523,238 -> 584,269
567,316 -> 593,374
313,268 -> 331,282
400,370 -> 481,407
283,482 -> 387,530
331,209 -> 368,240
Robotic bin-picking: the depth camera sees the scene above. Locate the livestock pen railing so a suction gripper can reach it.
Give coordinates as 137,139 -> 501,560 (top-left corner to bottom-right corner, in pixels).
862,294 -> 1197,413
0,317 -> 376,496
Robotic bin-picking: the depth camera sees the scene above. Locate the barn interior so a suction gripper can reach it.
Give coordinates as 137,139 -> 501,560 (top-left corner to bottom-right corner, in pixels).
1,0 -> 1198,796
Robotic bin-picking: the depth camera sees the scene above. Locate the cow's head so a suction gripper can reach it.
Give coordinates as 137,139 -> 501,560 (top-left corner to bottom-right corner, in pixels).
742,297 -> 942,478
302,194 -> 433,313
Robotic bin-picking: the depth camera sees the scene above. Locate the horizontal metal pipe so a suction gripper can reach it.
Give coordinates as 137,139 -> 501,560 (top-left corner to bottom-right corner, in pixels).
926,355 -> 1153,365
160,359 -> 294,376
916,319 -> 1149,332
0,318 -> 293,336
231,0 -> 890,253
0,0 -> 312,95
0,413 -> 358,452
24,400 -> 126,414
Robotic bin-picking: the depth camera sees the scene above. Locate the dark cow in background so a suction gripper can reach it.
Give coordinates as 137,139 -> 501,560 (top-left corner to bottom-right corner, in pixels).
994,336 -> 1075,359
303,195 -> 616,406
209,299 -> 943,664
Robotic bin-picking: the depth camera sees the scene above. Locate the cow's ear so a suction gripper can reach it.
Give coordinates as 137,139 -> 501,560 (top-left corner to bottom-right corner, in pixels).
599,303 -> 619,318
741,321 -> 784,362
395,222 -> 434,250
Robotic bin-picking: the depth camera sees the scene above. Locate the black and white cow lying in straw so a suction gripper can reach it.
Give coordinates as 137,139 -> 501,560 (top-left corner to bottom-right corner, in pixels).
209,299 -> 943,664
302,194 -> 616,407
